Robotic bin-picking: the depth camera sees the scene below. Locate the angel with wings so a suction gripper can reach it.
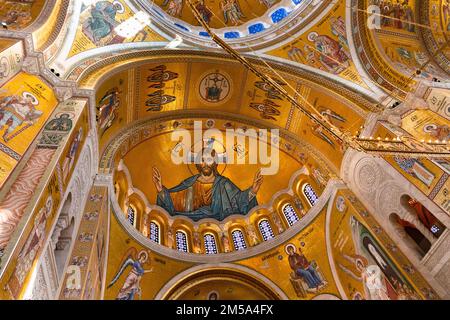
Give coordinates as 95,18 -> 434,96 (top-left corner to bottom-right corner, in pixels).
319,107 -> 346,129
107,248 -> 153,300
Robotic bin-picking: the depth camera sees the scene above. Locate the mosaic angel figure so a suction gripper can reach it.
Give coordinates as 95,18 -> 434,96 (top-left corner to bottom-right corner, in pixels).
107,248 -> 153,300
249,99 -> 281,121
97,87 -> 120,136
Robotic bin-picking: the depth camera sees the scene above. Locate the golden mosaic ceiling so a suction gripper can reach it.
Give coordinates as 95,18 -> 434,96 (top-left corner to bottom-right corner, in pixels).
153,0 -> 281,29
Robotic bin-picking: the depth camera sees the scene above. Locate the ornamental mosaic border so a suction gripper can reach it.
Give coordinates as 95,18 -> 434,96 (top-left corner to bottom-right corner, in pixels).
352,0 -> 413,99
419,0 -> 450,75
74,49 -> 378,111
38,0 -> 71,51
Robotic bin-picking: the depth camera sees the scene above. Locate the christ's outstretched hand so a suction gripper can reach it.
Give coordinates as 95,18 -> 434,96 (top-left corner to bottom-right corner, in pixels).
152,167 -> 163,193
251,169 -> 263,195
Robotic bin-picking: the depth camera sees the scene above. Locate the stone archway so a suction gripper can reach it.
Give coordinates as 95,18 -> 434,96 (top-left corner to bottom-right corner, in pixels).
155,263 -> 288,300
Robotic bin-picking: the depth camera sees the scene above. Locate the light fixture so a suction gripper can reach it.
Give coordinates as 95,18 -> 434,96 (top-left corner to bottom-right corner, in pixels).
185,0 -> 450,158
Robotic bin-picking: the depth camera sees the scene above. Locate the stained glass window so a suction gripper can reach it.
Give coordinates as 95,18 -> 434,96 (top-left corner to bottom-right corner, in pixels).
149,222 -> 160,244
127,206 -> 136,227
258,219 -> 274,241
176,231 -> 189,252
282,203 -> 300,226
303,183 -> 319,206
204,233 -> 218,254
231,230 -> 247,251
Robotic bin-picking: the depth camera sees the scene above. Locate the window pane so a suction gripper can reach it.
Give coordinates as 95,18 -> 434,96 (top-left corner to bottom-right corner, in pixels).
231,230 -> 247,251
282,203 -> 299,226
258,220 -> 274,241
149,222 -> 160,243
127,206 -> 135,227
176,231 -> 188,252
204,234 -> 218,254
303,183 -> 319,206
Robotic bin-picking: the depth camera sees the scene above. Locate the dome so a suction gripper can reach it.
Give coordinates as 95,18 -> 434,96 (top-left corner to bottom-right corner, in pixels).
136,0 -> 328,49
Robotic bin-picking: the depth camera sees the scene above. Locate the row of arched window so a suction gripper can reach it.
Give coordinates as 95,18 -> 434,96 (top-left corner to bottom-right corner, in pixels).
124,183 -> 320,254
156,217 -> 286,254
173,229 -> 250,254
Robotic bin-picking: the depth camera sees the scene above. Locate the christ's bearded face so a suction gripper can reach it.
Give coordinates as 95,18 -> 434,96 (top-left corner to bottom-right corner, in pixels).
195,150 -> 218,177
197,156 -> 217,176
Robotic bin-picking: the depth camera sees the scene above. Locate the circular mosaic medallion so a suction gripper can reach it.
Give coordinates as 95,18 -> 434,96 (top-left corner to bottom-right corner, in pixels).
198,71 -> 231,104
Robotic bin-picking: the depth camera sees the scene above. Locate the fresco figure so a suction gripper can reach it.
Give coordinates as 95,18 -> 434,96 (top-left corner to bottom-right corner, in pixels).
82,1 -> 123,45
163,0 -> 183,17
254,80 -> 285,100
147,65 -> 179,86
337,253 -> 391,300
0,9 -> 32,29
307,32 -> 350,74
44,113 -> 72,132
402,0 -> 415,32
330,16 -> 347,46
0,93 -> 43,142
195,0 -> 212,24
320,107 -> 346,128
393,156 -> 435,187
249,99 -> 281,121
153,149 -> 263,221
62,127 -> 83,182
97,87 -> 120,137
347,215 -> 421,300
371,0 -> 415,32
311,123 -> 335,148
203,73 -> 227,102
145,90 -> 176,111
423,123 -> 450,141
13,197 -> 53,289
108,248 -> 153,300
444,0 -> 450,30
221,0 -> 245,25
286,243 -> 323,289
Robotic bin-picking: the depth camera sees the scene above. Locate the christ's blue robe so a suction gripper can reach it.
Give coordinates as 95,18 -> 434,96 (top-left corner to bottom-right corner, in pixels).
156,174 -> 257,221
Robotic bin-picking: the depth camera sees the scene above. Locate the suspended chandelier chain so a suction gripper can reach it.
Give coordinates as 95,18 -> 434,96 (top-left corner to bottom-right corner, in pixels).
185,0 -> 357,146
184,0 -> 450,157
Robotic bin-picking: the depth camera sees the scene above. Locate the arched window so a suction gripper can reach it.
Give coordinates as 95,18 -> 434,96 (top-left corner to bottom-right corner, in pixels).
127,205 -> 136,227
389,213 -> 431,257
175,231 -> 189,252
303,183 -> 319,206
258,219 -> 275,241
231,229 -> 247,251
401,195 -> 445,238
149,221 -> 160,244
204,233 -> 218,254
282,203 -> 300,226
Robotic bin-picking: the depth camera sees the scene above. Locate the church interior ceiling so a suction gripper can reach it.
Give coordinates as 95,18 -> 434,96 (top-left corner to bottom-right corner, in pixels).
0,0 -> 448,301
